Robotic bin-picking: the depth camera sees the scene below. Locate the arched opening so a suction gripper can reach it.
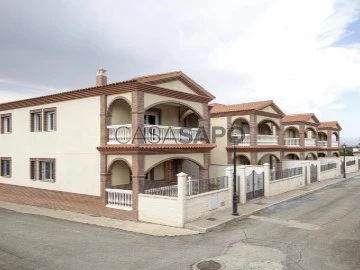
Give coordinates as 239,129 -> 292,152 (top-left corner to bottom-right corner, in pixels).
305,153 -> 317,160
285,154 -> 300,160
258,154 -> 280,169
318,153 -> 326,158
231,118 -> 250,145
284,127 -> 300,146
257,120 -> 279,145
108,98 -> 132,125
318,132 -> 328,147
331,132 -> 339,147
108,160 -> 132,190
333,152 -> 339,157
232,155 -> 250,165
305,128 -> 317,146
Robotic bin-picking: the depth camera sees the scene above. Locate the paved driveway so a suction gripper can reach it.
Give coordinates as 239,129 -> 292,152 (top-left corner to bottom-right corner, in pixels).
1,176 -> 360,270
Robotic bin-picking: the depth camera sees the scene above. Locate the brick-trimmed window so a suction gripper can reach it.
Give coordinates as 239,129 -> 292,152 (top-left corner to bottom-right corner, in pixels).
43,108 -> 56,132
1,113 -> 12,134
30,158 -> 56,182
30,109 -> 42,132
1,157 -> 11,177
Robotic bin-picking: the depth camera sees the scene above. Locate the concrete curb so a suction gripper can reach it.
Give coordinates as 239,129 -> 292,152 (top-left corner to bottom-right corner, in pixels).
199,173 -> 360,232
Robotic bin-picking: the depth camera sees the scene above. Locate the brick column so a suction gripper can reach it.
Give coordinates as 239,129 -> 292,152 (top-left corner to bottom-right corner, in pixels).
132,91 -> 144,144
100,153 -> 111,205
299,125 -> 305,147
198,103 -> 211,143
199,152 -> 210,180
300,152 -> 305,160
132,154 -> 145,220
226,116 -> 232,146
250,152 -> 257,165
100,95 -> 107,146
249,113 -> 257,146
279,123 -> 284,147
327,130 -> 332,148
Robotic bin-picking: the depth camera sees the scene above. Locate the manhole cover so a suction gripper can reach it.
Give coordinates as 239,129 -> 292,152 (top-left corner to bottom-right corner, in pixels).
196,260 -> 222,270
207,218 -> 217,221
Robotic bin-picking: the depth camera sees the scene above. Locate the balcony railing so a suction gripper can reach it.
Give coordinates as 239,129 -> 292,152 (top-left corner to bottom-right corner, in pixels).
318,141 -> 327,147
304,138 -> 316,146
332,141 -> 339,147
233,134 -> 250,145
107,124 -> 201,144
284,138 -> 300,146
105,189 -> 132,210
257,135 -> 278,145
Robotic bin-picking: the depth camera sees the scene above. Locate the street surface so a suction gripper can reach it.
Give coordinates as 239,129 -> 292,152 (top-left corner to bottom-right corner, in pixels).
1,176 -> 359,270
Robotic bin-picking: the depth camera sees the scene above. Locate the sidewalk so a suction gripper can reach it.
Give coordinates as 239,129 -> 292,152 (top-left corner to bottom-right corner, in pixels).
1,171 -> 358,236
185,171 -> 360,232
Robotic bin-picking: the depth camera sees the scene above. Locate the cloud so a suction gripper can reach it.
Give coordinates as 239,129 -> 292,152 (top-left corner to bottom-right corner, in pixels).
1,0 -> 360,121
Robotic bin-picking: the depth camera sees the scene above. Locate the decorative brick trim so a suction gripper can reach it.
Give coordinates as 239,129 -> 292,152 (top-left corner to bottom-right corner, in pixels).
0,113 -> 12,134
0,183 -> 137,220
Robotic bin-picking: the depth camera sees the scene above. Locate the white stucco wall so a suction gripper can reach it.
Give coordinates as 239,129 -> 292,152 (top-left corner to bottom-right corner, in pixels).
269,174 -> 305,196
0,96 -> 101,196
319,169 -> 339,181
210,117 -> 228,165
157,80 -> 198,95
186,189 -> 229,222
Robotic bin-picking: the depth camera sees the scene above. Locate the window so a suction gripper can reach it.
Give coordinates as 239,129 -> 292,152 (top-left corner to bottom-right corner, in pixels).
1,114 -> 12,134
30,158 -> 55,182
30,110 -> 42,132
43,108 -> 56,131
1,158 -> 11,177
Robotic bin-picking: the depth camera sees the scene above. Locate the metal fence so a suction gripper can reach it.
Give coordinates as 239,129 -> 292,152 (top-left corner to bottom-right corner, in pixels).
346,160 -> 356,166
320,163 -> 337,172
271,167 -> 303,181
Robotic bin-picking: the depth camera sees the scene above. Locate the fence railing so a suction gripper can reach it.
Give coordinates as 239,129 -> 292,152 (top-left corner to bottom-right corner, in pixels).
144,185 -> 178,197
320,163 -> 337,172
346,160 -> 356,166
105,189 -> 133,210
284,138 -> 300,146
271,167 -> 303,181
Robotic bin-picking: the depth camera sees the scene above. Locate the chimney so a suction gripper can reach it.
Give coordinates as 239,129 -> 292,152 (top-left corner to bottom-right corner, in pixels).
96,68 -> 107,86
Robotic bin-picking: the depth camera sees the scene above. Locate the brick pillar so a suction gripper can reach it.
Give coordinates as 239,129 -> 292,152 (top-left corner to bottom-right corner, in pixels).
279,123 -> 284,147
132,91 -> 144,144
132,154 -> 145,220
250,113 -> 257,146
226,116 -> 232,146
200,152 -> 210,179
327,130 -> 332,148
100,154 -> 110,205
198,103 -> 211,143
276,161 -> 282,172
300,152 -> 305,160
250,152 -> 257,165
299,125 -> 305,147
100,95 -> 107,146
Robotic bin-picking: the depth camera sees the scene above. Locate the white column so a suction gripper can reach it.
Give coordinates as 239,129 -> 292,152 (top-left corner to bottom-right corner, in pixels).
272,125 -> 276,136
264,163 -> 270,197
225,167 -> 234,207
304,161 -> 311,185
239,165 -> 246,204
177,172 -> 188,227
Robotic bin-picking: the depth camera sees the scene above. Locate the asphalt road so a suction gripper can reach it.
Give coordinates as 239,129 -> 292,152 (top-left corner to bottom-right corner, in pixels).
1,176 -> 360,270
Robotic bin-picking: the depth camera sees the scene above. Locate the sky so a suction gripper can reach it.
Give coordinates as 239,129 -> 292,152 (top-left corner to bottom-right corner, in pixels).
1,0 -> 360,141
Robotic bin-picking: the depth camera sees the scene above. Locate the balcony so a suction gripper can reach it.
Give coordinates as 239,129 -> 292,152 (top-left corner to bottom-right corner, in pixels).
318,141 -> 327,147
233,134 -> 250,145
107,124 -> 201,144
304,138 -> 316,146
284,138 -> 300,146
331,141 -> 339,147
257,135 -> 278,145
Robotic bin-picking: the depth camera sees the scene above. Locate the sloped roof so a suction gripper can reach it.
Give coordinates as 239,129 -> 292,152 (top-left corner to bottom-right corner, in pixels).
282,113 -> 320,124
319,121 -> 342,130
210,100 -> 284,115
133,71 -> 215,100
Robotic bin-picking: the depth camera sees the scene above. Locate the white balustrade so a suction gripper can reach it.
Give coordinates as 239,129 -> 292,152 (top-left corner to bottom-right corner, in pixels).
105,189 -> 132,210
284,138 -> 300,146
304,138 -> 316,146
233,134 -> 250,145
331,141 -> 339,147
107,124 -> 201,144
257,135 -> 278,145
318,141 -> 327,147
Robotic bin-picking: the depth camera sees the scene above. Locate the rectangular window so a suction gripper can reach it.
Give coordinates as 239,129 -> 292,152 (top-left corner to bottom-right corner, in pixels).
43,108 -> 56,132
1,158 -> 11,177
1,114 -> 12,134
30,158 -> 55,182
39,160 -> 55,181
30,110 -> 42,132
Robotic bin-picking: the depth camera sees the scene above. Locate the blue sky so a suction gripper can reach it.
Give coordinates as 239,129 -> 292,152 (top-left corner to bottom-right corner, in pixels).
0,0 -> 360,141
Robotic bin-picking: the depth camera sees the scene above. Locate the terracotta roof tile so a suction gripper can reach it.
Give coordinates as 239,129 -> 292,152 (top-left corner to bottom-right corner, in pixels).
210,100 -> 274,114
282,113 -> 318,123
318,121 -> 339,128
133,71 -> 182,81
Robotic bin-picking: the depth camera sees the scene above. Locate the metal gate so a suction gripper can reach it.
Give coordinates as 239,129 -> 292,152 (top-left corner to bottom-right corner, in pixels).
310,164 -> 318,183
246,170 -> 264,200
